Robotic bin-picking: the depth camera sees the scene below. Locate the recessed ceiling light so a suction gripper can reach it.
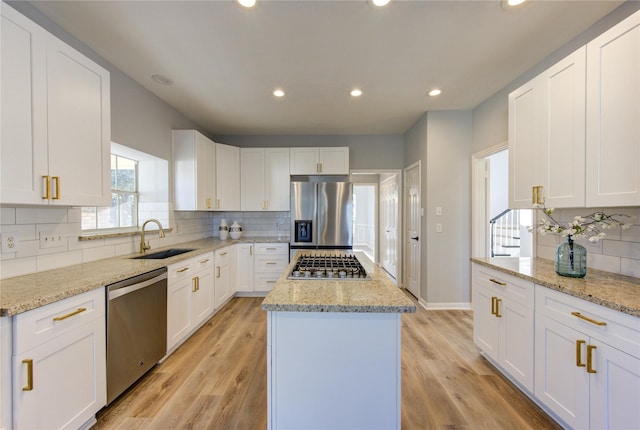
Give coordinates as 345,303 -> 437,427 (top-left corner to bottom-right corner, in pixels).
151,74 -> 173,86
237,0 -> 257,8
371,0 -> 391,7
350,89 -> 363,97
502,0 -> 526,8
428,89 -> 442,97
273,89 -> 285,97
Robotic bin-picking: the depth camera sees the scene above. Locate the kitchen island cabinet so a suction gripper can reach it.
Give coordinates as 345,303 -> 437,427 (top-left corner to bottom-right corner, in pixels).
1,2 -> 110,207
262,251 -> 415,430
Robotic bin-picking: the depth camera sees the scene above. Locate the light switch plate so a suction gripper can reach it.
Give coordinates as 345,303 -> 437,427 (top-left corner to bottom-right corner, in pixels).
39,232 -> 65,249
436,224 -> 443,233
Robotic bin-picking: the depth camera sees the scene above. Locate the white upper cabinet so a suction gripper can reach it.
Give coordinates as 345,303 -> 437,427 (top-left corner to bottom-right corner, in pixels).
173,130 -> 216,211
509,47 -> 586,209
216,143 -> 241,211
1,3 -> 110,206
290,147 -> 349,175
241,148 -> 290,211
586,10 -> 640,207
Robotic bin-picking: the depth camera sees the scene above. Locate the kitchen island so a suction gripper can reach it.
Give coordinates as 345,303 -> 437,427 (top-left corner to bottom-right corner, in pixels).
262,251 -> 416,430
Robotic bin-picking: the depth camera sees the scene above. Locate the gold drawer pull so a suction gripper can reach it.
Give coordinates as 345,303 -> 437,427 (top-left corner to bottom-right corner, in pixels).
571,312 -> 607,326
53,307 -> 86,322
587,345 -> 597,374
199,258 -> 210,264
221,252 -> 228,256
52,176 -> 60,200
42,176 -> 51,199
495,298 -> 502,318
266,247 -> 277,251
250,245 -> 253,256
177,267 -> 190,273
491,297 -> 497,316
489,278 -> 506,286
266,262 -> 277,265
216,266 -> 221,278
576,340 -> 586,367
22,359 -> 33,391
267,280 -> 276,284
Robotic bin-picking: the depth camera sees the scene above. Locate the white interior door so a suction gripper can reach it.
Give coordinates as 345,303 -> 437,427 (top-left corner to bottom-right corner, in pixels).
380,175 -> 398,279
404,162 -> 421,299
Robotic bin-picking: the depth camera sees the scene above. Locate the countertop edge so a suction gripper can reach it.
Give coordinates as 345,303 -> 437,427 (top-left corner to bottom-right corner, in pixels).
470,257 -> 640,318
261,303 -> 417,313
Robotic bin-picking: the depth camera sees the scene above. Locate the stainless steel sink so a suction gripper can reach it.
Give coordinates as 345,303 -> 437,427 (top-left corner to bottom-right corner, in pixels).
131,248 -> 195,260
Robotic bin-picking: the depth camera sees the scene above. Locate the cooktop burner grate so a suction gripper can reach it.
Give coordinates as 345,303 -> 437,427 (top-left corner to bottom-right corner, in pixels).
288,254 -> 370,280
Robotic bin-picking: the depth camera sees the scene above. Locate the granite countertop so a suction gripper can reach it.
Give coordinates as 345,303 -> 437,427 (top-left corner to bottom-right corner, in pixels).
471,257 -> 640,317
0,236 -> 289,317
261,251 -> 416,314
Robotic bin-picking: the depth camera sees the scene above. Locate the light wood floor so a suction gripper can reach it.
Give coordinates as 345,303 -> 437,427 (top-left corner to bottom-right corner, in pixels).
93,295 -> 561,430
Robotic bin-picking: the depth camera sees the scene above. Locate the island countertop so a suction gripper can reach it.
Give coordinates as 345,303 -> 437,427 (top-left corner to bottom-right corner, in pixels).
261,251 -> 416,313
471,257 -> 640,317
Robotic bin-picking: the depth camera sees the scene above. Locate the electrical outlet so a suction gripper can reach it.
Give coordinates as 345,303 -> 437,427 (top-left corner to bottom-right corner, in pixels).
1,232 -> 18,253
436,224 -> 443,233
436,207 -> 442,216
39,232 -> 65,249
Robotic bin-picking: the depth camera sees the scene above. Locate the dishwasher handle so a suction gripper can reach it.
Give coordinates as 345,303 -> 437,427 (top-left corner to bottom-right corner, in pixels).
108,269 -> 167,301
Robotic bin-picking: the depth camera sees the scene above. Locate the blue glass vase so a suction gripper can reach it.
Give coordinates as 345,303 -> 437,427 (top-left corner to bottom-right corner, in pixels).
555,236 -> 587,278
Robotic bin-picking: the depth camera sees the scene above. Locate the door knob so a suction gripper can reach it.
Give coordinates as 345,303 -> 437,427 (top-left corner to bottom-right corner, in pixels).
410,236 -> 419,241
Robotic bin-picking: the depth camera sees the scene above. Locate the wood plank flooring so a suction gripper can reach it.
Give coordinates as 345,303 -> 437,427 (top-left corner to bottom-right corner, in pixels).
93,295 -> 561,430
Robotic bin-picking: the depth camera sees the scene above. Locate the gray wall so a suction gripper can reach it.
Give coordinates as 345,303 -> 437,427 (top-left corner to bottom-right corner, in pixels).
215,135 -> 405,170
404,111 -> 473,307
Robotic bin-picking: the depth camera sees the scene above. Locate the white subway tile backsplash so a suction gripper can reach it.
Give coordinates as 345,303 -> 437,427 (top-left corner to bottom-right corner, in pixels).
36,250 -> 82,272
0,257 -> 36,279
621,259 -> 640,278
602,240 -> 640,260
16,207 -> 68,224
67,207 -> 82,223
587,253 -> 622,274
0,208 -> 16,224
82,245 -> 116,263
622,226 -> 640,243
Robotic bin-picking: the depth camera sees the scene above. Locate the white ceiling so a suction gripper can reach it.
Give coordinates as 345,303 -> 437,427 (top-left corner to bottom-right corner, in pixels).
28,0 -> 624,135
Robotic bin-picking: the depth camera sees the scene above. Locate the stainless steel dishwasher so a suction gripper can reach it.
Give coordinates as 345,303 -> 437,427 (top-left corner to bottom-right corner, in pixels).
106,267 -> 167,404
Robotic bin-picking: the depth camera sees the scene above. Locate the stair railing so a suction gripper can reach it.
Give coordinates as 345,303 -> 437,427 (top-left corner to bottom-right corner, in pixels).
489,209 -> 521,257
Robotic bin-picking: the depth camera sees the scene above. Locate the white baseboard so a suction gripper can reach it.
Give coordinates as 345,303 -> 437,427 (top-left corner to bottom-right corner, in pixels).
418,298 -> 472,310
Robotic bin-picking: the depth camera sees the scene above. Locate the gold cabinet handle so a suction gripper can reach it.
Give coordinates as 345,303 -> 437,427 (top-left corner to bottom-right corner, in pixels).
177,267 -> 190,273
199,258 -> 210,264
264,200 -> 268,210
206,198 -> 212,209
221,252 -> 227,256
532,186 -> 538,205
53,307 -> 86,322
491,297 -> 497,316
250,245 -> 253,256
571,312 -> 607,326
576,340 -> 586,367
192,277 -> 198,292
217,199 -> 221,209
489,278 -> 506,286
495,298 -> 502,318
266,247 -> 277,251
266,280 -> 276,284
216,266 -> 221,278
52,176 -> 60,200
266,262 -> 277,265
22,359 -> 33,391
587,345 -> 597,374
42,175 -> 51,200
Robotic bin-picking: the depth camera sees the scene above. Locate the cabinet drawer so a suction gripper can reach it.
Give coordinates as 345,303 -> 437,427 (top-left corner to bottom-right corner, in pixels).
254,243 -> 288,255
13,288 -> 105,354
168,259 -> 195,281
535,285 -> 640,356
255,273 -> 280,292
255,255 -> 288,273
473,264 -> 534,307
193,252 -> 214,271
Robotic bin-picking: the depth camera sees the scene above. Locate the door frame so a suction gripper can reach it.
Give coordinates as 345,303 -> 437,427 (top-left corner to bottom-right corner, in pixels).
350,169 -> 402,286
471,142 -> 508,258
403,161 -> 421,299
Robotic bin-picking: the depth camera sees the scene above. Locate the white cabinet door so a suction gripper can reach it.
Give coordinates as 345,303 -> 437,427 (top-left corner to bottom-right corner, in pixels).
499,298 -> 534,390
1,3 -> 110,207
192,266 -> 214,327
173,130 -> 216,211
235,243 -> 255,292
509,47 -> 586,208
319,147 -> 349,175
46,35 -> 110,207
265,148 -> 290,210
214,248 -> 232,307
586,10 -> 640,207
241,148 -> 265,211
473,284 -> 501,362
0,3 -> 48,205
534,314 -> 590,429
12,317 -> 106,430
167,275 -> 193,351
290,147 -> 320,175
216,143 -> 240,210
590,341 -> 640,430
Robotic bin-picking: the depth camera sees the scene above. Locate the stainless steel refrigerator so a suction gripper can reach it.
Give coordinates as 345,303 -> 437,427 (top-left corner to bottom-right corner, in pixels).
290,181 -> 353,258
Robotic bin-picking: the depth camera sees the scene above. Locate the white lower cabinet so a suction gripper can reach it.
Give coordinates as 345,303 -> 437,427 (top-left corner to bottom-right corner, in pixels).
535,286 -> 640,430
12,289 -> 106,430
235,243 -> 255,292
254,243 -> 289,293
215,246 -> 236,307
472,264 -> 534,391
167,252 -> 214,352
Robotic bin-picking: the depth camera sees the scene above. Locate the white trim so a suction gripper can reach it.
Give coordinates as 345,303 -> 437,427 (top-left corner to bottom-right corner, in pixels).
418,298 -> 472,311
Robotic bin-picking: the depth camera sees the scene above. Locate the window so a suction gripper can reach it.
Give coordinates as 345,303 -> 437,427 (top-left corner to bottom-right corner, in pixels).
82,154 -> 138,230
82,142 -> 170,234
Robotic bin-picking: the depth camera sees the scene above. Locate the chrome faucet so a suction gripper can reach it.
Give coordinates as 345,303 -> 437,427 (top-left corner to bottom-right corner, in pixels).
140,219 -> 166,254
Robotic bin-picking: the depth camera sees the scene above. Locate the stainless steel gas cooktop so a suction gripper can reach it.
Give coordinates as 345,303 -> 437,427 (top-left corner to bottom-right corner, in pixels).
288,254 -> 370,280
